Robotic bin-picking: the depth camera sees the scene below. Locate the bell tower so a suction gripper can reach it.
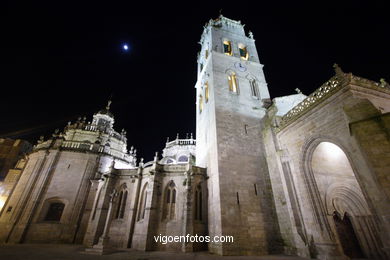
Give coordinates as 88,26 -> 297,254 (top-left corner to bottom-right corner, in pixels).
195,15 -> 279,255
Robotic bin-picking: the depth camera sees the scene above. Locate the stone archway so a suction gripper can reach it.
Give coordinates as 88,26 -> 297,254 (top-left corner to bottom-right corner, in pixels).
308,141 -> 382,259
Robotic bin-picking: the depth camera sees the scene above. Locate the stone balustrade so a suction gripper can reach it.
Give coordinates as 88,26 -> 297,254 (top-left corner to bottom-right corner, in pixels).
166,139 -> 196,148
278,73 -> 390,130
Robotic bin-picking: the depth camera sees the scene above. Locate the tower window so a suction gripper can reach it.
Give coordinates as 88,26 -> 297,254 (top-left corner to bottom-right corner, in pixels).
223,40 -> 232,56
205,82 -> 209,103
205,49 -> 209,59
199,95 -> 204,113
45,202 -> 65,221
250,79 -> 260,98
239,44 -> 248,60
228,73 -> 238,93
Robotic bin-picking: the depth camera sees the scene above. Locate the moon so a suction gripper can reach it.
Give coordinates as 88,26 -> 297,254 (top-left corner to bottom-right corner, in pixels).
123,44 -> 129,51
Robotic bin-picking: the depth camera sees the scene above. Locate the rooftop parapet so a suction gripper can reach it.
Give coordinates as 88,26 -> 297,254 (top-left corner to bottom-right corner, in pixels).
277,64 -> 390,130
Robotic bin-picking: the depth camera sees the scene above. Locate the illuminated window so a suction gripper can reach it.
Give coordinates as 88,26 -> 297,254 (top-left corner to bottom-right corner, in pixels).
223,40 -> 232,56
205,82 -> 209,103
228,73 -> 238,93
195,184 -> 202,221
199,95 -> 204,113
163,181 -> 176,220
205,49 -> 209,59
250,79 -> 259,98
45,202 -> 65,221
239,44 -> 248,60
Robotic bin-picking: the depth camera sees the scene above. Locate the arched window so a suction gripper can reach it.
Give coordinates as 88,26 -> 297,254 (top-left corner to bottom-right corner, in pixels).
163,181 -> 177,220
199,95 -> 204,113
223,40 -> 232,56
166,158 -> 174,164
228,73 -> 238,93
238,44 -> 248,60
195,184 -> 202,221
137,183 -> 148,221
120,191 -> 128,218
250,79 -> 259,98
178,155 -> 188,163
205,82 -> 209,103
45,202 -> 65,221
115,191 -> 123,218
115,189 -> 128,219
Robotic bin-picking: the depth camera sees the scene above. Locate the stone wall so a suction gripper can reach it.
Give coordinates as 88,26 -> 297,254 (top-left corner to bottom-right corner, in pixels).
275,85 -> 390,259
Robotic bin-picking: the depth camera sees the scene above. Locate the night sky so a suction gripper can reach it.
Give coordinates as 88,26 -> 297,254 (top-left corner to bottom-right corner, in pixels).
1,2 -> 389,161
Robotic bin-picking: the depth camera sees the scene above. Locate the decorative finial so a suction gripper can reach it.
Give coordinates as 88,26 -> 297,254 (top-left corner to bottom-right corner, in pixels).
176,133 -> 179,139
333,63 -> 344,77
190,133 -> 193,139
106,99 -> 112,110
186,133 -> 189,139
249,31 -> 254,39
295,88 -> 302,94
154,152 -> 159,162
380,78 -> 389,88
166,137 -> 170,143
219,9 -> 223,16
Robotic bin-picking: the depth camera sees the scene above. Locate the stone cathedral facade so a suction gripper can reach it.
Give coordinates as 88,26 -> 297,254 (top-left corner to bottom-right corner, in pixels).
0,15 -> 390,259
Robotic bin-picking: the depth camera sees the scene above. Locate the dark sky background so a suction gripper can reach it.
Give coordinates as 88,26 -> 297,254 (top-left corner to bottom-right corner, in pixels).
1,1 -> 389,161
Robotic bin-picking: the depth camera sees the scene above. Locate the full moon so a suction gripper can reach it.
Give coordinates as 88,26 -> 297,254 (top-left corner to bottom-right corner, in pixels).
123,44 -> 129,51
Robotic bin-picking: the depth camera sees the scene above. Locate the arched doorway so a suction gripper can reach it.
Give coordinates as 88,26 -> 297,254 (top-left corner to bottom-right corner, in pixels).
333,212 -> 364,258
308,141 -> 381,258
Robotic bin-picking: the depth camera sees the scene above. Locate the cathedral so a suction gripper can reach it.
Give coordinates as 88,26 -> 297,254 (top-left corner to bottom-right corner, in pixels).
0,15 -> 389,259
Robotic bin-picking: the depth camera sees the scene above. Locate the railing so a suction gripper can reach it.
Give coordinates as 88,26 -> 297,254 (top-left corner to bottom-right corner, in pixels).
62,140 -> 94,151
83,125 -> 125,141
61,141 -> 130,161
166,139 -> 196,148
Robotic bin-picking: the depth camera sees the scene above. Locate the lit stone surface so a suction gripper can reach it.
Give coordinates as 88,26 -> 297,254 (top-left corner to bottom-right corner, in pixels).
0,15 -> 389,260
